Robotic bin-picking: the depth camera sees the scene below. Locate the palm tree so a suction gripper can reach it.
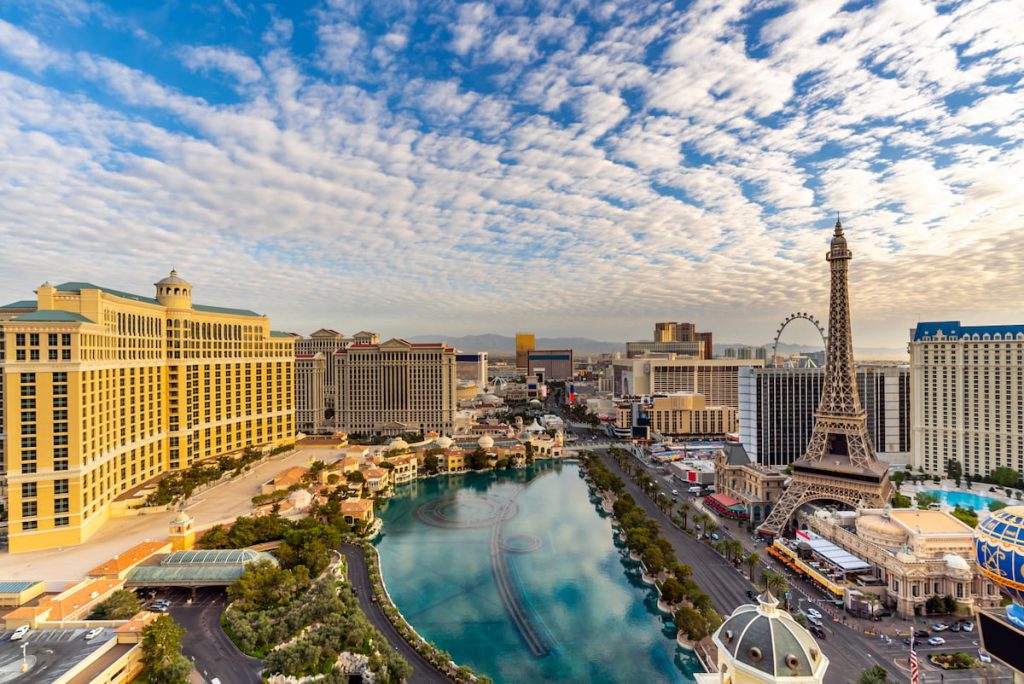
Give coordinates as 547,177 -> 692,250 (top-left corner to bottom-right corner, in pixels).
678,503 -> 691,531
744,551 -> 760,582
763,571 -> 789,608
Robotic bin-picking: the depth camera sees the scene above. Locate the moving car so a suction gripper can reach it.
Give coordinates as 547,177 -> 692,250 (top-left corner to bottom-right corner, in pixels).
808,616 -> 824,628
978,650 -> 992,663
85,627 -> 104,640
688,486 -> 702,494
10,625 -> 29,641
806,608 -> 822,620
927,636 -> 946,646
913,629 -> 930,639
746,590 -> 758,600
931,623 -> 949,632
810,626 -> 827,639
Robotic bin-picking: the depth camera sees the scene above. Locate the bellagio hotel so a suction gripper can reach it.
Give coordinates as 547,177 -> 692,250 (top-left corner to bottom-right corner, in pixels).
0,272 -> 295,553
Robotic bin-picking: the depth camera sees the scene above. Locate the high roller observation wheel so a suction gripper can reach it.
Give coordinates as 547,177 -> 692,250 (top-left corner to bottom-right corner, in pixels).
772,312 -> 827,367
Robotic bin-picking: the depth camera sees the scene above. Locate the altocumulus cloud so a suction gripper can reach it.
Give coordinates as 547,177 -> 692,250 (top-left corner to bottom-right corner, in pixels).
0,0 -> 1021,347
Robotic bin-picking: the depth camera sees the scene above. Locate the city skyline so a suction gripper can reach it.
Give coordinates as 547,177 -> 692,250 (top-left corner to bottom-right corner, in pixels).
0,1 -> 1022,348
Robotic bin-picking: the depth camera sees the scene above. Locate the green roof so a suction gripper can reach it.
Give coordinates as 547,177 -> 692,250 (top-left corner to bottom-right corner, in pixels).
270,330 -> 296,338
125,549 -> 276,586
55,282 -> 261,317
0,300 -> 36,310
13,310 -> 94,324
56,281 -> 159,305
0,580 -> 42,594
193,303 -> 261,317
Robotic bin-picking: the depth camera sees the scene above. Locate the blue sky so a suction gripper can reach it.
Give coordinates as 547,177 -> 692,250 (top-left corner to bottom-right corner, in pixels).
0,0 -> 1021,349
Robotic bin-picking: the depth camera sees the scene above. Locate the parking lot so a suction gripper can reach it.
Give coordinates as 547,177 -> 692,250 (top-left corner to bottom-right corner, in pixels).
0,627 -> 115,683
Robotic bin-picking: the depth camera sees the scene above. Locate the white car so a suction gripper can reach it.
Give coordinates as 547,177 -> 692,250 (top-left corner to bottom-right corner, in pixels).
927,636 -> 946,646
806,608 -> 822,620
85,627 -> 104,640
961,622 -> 974,632
10,625 -> 29,641
931,623 -> 949,632
978,650 -> 992,663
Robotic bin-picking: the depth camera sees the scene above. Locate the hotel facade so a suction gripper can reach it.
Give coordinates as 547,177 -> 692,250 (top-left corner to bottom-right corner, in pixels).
910,322 -> 1024,477
0,273 -> 295,553
334,338 -> 457,436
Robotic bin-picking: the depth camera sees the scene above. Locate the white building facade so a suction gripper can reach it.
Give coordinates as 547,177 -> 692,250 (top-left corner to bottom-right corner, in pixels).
295,352 -> 326,433
910,321 -> 1024,477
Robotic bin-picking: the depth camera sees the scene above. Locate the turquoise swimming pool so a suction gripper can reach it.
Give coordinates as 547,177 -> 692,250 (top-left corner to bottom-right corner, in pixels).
375,461 -> 700,683
925,489 -> 1000,511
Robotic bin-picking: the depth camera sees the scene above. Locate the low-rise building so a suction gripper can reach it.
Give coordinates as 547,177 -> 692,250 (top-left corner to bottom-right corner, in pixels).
713,443 -> 787,526
799,507 -> 1003,617
340,498 -> 374,525
362,467 -> 388,492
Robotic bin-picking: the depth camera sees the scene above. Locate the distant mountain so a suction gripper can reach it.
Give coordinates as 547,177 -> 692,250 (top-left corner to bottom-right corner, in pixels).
716,342 -> 907,361
405,334 -> 622,355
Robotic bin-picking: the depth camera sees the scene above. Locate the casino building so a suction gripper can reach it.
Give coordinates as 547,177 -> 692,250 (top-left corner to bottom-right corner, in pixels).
0,273 -> 295,553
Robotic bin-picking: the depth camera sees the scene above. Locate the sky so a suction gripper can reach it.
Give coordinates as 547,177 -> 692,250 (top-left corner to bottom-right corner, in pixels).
0,0 -> 1021,349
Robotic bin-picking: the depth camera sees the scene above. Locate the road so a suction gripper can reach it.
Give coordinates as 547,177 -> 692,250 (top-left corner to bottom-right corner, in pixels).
595,448 -> 902,684
339,543 -> 452,684
169,588 -> 263,684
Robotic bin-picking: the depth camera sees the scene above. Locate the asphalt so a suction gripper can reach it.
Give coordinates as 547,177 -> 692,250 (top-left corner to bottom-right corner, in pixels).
169,589 -> 263,684
339,543 -> 453,684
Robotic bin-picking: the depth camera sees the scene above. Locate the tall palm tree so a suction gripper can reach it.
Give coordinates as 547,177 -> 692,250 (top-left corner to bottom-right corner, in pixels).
763,571 -> 789,608
744,551 -> 760,582
678,503 -> 691,531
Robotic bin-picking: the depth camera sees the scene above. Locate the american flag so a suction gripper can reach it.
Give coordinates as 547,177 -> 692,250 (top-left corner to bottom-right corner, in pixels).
910,633 -> 920,684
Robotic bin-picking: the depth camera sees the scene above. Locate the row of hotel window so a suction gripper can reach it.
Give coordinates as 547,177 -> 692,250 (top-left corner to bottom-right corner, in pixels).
20,479 -> 71,530
10,333 -> 73,361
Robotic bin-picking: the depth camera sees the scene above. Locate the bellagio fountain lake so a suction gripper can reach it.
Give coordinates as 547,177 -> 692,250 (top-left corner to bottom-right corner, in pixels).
374,460 -> 701,683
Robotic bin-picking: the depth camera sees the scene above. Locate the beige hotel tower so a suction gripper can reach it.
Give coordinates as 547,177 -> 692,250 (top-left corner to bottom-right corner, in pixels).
0,272 -> 295,553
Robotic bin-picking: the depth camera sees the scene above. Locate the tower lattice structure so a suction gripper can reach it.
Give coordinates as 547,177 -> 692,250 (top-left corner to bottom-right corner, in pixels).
758,219 -> 893,536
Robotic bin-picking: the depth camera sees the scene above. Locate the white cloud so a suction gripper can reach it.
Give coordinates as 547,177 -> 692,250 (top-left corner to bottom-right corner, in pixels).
180,45 -> 263,85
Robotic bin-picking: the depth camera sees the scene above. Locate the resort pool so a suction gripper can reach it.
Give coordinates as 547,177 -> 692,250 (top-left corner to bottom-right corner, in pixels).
374,462 -> 700,683
925,489 -> 1000,511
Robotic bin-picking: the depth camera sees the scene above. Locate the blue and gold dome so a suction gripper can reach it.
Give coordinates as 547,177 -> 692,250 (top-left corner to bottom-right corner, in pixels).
974,505 -> 1024,604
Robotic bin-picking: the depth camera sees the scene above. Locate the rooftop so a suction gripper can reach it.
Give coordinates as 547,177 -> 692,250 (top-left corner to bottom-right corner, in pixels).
12,310 -> 95,323
889,509 -> 973,535
913,321 -> 1024,342
0,580 -> 42,594
88,540 -> 170,577
126,549 -> 276,586
53,281 -> 262,317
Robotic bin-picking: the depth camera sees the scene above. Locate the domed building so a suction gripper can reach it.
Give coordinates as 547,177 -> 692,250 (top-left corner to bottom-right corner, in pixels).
434,436 -> 453,450
477,435 -> 495,450
695,593 -> 828,684
973,506 -> 1024,677
388,437 -> 409,452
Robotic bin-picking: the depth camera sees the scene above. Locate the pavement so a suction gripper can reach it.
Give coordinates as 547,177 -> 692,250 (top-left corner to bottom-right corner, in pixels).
0,627 -> 116,683
167,588 -> 263,684
339,543 -> 452,684
0,446 -> 344,582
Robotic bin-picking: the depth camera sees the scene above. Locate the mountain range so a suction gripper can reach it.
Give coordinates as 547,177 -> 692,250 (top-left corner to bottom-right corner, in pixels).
405,334 -> 907,360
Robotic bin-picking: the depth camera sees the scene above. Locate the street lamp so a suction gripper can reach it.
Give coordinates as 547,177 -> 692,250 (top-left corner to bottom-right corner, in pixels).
20,643 -> 27,672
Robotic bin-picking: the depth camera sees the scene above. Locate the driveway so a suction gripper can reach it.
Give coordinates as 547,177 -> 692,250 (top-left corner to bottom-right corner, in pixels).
339,544 -> 452,684
169,588 -> 263,684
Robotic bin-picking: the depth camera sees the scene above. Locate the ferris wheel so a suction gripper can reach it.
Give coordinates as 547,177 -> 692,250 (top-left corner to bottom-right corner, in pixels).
772,312 -> 827,367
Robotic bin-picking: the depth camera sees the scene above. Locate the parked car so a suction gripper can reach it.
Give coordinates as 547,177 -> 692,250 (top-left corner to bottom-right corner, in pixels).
914,630 -> 930,639
10,625 -> 29,641
978,650 -> 992,664
927,636 -> 946,646
903,637 -> 913,646
807,608 -> 822,620
961,622 -> 974,632
810,626 -> 827,639
746,590 -> 758,600
931,623 -> 949,632
85,627 -> 103,640
951,623 -> 961,632
710,533 -> 721,541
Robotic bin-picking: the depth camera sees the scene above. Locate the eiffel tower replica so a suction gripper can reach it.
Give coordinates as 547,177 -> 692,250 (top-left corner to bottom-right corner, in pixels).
758,218 -> 893,536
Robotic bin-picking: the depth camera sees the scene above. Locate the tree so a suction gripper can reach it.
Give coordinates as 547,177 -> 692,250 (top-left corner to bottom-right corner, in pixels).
992,467 -> 1019,488
763,570 -> 788,606
678,502 -> 691,531
744,552 -> 760,582
423,453 -> 440,475
228,559 -> 311,611
90,589 -> 141,620
674,606 -> 710,642
141,614 -> 191,684
892,470 -> 907,488
989,500 -> 1008,512
857,664 -> 892,684
951,505 -> 978,528
942,594 -> 958,614
915,492 -> 939,509
891,493 -> 912,508
660,577 -> 686,605
347,470 -> 366,484
945,458 -> 963,483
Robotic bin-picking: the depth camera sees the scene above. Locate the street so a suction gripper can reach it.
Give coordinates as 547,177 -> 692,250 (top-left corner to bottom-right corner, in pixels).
339,543 -> 452,684
168,588 -> 263,684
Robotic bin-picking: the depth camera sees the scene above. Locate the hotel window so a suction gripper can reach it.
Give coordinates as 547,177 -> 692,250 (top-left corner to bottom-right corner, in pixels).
29,333 -> 39,345
16,333 -> 25,345
22,501 -> 37,517
54,517 -> 69,527
55,479 -> 69,494
22,521 -> 37,531
54,498 -> 69,514
30,349 -> 39,361
22,482 -> 37,498
48,334 -> 58,346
